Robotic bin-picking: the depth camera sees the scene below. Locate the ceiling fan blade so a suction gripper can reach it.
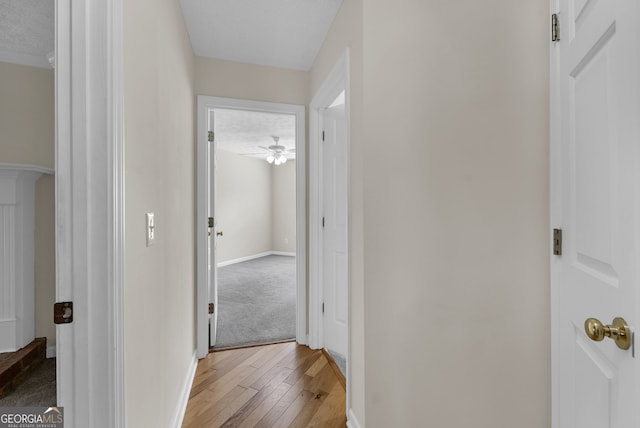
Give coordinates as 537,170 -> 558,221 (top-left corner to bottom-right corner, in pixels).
240,152 -> 266,156
257,146 -> 272,151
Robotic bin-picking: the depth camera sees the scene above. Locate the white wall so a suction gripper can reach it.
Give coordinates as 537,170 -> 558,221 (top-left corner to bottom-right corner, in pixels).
362,1 -> 549,427
216,150 -> 296,263
123,0 -> 196,425
0,61 -> 56,352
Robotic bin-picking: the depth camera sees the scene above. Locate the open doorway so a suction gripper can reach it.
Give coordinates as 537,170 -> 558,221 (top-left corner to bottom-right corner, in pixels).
196,96 -> 306,358
0,0 -> 57,407
213,108 -> 297,349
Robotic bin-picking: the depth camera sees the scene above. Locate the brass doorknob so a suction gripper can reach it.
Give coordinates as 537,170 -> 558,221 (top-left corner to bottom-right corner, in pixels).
216,231 -> 223,237
584,317 -> 631,350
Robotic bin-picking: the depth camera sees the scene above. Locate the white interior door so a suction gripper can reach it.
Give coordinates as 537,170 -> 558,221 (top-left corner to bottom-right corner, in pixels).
552,1 -> 640,426
321,104 -> 348,357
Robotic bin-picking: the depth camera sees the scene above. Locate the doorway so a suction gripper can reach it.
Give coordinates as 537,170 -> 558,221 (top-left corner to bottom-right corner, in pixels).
196,96 -> 306,358
213,107 -> 297,349
309,49 -> 351,407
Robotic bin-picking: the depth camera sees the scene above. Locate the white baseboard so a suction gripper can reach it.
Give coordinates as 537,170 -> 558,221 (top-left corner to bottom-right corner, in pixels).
347,409 -> 362,428
217,251 -> 295,268
170,351 -> 198,428
46,345 -> 56,359
271,251 -> 296,257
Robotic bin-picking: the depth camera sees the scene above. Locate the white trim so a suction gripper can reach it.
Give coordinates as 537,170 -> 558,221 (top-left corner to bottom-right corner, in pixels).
309,48 -> 351,413
271,251 -> 296,257
46,345 -> 56,359
55,0 -> 125,425
197,96 -> 307,356
0,163 -> 54,175
347,409 -> 362,428
217,251 -> 296,268
549,0 -> 561,426
170,351 -> 198,428
0,49 -> 53,69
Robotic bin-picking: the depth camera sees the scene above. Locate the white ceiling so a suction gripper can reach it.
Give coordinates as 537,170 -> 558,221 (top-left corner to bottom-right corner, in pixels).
179,0 -> 343,71
214,108 -> 296,159
0,0 -> 54,69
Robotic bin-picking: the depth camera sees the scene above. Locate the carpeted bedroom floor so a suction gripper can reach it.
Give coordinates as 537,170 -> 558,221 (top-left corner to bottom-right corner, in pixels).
214,255 -> 296,349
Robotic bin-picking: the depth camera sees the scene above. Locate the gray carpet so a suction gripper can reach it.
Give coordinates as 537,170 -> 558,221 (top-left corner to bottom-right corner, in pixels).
0,358 -> 56,407
215,255 -> 296,349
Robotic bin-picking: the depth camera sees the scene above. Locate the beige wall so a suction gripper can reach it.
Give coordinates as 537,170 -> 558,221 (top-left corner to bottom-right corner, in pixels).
271,160 -> 296,253
216,151 -> 296,263
216,150 -> 272,262
0,62 -> 54,169
362,1 -> 549,427
0,61 -> 56,352
196,57 -> 309,105
123,0 -> 196,425
309,0 -> 365,422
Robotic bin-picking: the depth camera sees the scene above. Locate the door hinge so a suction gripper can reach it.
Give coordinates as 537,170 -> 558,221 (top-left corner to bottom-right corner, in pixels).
208,217 -> 214,228
208,131 -> 215,142
209,303 -> 214,314
553,228 -> 562,255
322,131 -> 325,142
322,303 -> 325,314
322,217 -> 325,228
551,13 -> 560,42
54,302 -> 73,324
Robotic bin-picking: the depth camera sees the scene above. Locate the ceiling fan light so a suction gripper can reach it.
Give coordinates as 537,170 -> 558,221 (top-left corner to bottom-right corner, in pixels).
274,157 -> 282,165
281,156 -> 287,164
266,154 -> 275,163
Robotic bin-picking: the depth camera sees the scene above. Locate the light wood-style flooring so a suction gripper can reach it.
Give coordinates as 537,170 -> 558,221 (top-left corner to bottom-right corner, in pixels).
182,341 -> 346,427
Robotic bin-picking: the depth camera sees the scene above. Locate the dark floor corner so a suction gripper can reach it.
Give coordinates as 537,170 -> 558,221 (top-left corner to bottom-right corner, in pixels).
0,338 -> 56,407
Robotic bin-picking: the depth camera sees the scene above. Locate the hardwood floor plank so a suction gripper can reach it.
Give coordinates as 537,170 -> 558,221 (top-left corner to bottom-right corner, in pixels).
253,375 -> 311,428
236,381 -> 293,428
307,383 -> 348,427
207,387 -> 258,427
183,386 -> 247,427
182,343 -> 347,428
282,352 -> 324,386
220,365 -> 294,428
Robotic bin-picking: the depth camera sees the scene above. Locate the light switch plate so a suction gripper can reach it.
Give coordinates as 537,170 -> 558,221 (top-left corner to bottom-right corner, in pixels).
146,213 -> 155,246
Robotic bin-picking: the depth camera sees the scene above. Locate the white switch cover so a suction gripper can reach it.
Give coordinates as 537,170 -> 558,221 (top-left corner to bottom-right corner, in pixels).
146,213 -> 155,246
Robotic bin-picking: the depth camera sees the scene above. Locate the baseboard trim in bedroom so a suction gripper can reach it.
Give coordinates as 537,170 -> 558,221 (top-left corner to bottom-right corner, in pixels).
170,350 -> 198,428
217,251 -> 295,268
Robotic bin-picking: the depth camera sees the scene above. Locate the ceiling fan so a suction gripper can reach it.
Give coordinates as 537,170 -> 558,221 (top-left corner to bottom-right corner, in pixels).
257,136 -> 295,165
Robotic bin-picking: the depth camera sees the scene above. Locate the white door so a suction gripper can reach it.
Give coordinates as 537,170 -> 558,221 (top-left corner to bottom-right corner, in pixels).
552,1 -> 640,427
322,104 -> 348,357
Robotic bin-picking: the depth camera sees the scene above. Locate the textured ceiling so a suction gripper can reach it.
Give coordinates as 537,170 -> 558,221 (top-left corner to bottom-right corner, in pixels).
214,108 -> 296,160
179,0 -> 342,71
0,0 -> 54,68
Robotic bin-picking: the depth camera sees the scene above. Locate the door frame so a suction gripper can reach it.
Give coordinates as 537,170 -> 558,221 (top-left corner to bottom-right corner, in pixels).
309,48 -> 351,410
196,96 -> 307,358
55,0 -> 125,426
